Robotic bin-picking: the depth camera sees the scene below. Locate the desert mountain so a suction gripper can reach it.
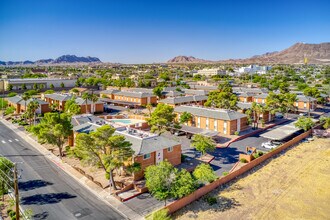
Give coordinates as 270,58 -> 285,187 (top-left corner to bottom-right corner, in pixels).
0,55 -> 101,66
167,42 -> 330,64
167,56 -> 210,63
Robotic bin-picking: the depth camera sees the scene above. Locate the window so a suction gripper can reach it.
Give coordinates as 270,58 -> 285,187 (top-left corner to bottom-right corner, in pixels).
197,117 -> 201,128
206,118 -> 209,129
167,147 -> 173,152
214,120 -> 217,131
304,102 -> 307,109
143,153 -> 151,160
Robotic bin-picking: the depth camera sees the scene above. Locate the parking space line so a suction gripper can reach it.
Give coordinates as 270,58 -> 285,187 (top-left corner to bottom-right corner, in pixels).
15,139 -> 19,141
8,140 -> 12,142
1,140 -> 5,144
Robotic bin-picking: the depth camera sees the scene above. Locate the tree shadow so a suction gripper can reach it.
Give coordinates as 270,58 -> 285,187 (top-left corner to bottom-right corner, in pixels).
19,179 -> 53,191
21,192 -> 77,205
33,211 -> 49,220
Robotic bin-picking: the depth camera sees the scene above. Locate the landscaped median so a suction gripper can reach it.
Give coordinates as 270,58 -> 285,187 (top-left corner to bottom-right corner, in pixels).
156,128 -> 312,215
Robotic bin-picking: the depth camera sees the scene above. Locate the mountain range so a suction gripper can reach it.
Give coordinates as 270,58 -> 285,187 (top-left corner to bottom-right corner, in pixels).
167,42 -> 330,64
0,55 -> 101,66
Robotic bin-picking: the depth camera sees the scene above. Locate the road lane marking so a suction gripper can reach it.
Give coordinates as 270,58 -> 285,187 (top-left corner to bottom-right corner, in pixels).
8,140 -> 12,142
1,140 -> 5,144
15,139 -> 19,141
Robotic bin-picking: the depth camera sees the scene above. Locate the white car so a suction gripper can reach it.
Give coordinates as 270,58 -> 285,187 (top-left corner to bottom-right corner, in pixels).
261,141 -> 277,149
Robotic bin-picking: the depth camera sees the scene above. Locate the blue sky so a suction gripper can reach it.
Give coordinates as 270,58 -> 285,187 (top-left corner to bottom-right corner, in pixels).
0,0 -> 329,63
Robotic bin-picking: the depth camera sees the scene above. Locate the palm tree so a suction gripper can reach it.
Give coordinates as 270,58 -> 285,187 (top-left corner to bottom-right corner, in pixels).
22,92 -> 31,123
82,92 -> 91,114
146,104 -> 153,117
27,100 -> 40,126
90,94 -> 99,114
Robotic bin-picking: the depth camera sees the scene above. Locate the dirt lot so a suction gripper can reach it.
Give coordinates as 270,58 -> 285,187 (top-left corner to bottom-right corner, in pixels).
174,138 -> 330,220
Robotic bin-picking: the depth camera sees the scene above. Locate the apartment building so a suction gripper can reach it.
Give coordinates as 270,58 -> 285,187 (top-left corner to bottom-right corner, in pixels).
175,105 -> 248,135
44,93 -> 104,113
100,90 -> 157,106
236,92 -> 254,102
193,68 -> 226,77
159,95 -> 208,107
0,78 -> 77,91
71,121 -> 181,180
237,102 -> 274,123
253,93 -> 268,104
295,95 -> 318,112
6,96 -> 51,114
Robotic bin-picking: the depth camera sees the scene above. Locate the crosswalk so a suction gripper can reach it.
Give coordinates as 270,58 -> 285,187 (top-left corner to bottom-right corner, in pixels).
0,139 -> 19,144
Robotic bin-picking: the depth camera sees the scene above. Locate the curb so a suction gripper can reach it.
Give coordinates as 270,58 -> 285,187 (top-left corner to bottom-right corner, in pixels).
1,119 -> 144,220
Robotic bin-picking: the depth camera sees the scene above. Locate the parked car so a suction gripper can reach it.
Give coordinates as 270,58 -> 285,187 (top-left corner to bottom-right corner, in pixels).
174,131 -> 185,136
271,140 -> 283,146
299,112 -> 307,116
261,141 -> 278,149
275,114 -> 284,119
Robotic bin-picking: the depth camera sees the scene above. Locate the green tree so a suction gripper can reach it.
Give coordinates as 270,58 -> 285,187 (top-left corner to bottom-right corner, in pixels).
193,163 -> 217,184
7,84 -> 13,91
153,86 -> 163,99
7,92 -> 17,97
191,134 -> 216,155
179,112 -> 193,124
27,100 -> 39,126
294,116 -> 315,131
170,169 -> 196,199
147,103 -> 178,134
70,88 -> 79,95
0,157 -> 14,196
146,103 -> 153,117
49,84 -> 55,89
22,92 -> 31,123
90,94 -> 99,114
82,92 -> 91,114
31,113 -> 72,159
74,125 -> 133,191
320,116 -> 330,129
33,83 -> 38,90
145,161 -> 176,205
64,97 -> 81,115
60,82 -> 65,88
204,90 -> 238,110
22,83 -> 27,90
44,90 -> 54,94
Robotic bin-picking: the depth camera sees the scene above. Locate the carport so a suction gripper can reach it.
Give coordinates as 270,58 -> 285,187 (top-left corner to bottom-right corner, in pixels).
172,124 -> 219,138
260,121 -> 301,140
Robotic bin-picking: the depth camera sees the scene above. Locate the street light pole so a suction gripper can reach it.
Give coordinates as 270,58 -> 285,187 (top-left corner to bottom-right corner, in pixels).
13,163 -> 20,220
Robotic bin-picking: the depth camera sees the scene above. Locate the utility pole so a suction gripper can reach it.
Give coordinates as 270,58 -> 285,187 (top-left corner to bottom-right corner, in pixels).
13,163 -> 20,220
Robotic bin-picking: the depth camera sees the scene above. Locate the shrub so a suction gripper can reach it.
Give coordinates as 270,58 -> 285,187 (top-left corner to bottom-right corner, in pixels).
151,209 -> 171,220
240,158 -> 248,163
65,146 -> 71,152
222,171 -> 229,176
11,216 -> 16,220
257,151 -> 264,156
205,196 -> 217,205
234,131 -> 239,135
9,210 -> 16,217
7,209 -> 13,215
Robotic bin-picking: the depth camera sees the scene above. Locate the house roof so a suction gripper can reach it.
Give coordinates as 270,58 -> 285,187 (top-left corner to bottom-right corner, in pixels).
236,92 -> 254,97
159,95 -> 208,105
18,98 -> 48,105
6,96 -> 23,104
296,95 -> 317,102
236,102 -> 265,110
100,89 -> 120,95
174,105 -> 247,121
71,114 -> 107,127
44,93 -> 73,101
75,97 -> 104,105
253,93 -> 269,99
115,128 -> 180,155
115,91 -> 156,98
183,89 -> 209,96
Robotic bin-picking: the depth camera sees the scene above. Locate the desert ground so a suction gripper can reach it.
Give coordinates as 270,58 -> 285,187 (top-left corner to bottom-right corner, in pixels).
174,138 -> 330,220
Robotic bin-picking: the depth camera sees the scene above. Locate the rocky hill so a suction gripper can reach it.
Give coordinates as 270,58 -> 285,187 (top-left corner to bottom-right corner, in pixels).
167,42 -> 330,64
223,42 -> 330,64
167,56 -> 210,63
0,55 -> 101,66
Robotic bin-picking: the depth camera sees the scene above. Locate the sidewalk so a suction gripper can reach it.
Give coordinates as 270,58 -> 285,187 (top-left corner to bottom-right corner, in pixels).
1,119 -> 144,220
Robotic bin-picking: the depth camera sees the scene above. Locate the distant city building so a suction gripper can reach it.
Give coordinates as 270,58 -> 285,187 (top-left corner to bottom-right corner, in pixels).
193,68 -> 226,77
0,78 -> 77,91
236,65 -> 272,75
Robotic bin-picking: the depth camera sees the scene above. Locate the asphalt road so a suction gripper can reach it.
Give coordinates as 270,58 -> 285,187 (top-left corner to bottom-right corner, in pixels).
0,121 -> 125,220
